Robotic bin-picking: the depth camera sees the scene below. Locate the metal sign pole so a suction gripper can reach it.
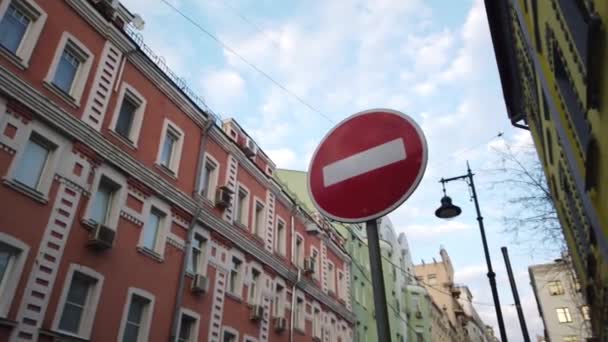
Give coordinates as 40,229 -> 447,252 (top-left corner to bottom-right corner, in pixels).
366,219 -> 392,342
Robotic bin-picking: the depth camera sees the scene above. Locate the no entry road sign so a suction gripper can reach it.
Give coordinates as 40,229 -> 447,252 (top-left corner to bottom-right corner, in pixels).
307,109 -> 427,223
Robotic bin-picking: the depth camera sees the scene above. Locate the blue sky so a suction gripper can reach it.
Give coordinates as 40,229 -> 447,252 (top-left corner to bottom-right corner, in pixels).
121,0 -> 559,340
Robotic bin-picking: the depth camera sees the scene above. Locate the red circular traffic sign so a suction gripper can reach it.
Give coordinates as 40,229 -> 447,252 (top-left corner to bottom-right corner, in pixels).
307,109 -> 427,223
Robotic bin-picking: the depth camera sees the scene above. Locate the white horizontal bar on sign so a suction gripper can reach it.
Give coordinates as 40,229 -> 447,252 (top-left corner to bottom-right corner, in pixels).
322,138 -> 407,187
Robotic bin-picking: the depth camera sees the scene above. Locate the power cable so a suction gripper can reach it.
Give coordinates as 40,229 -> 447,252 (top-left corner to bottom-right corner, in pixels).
158,0 -> 335,125
214,0 -> 282,49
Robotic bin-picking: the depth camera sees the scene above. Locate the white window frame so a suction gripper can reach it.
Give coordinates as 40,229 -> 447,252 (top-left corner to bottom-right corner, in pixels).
44,31 -> 94,106
0,232 -> 29,318
117,287 -> 155,342
243,335 -> 257,342
337,270 -> 346,300
109,82 -> 146,146
310,246 -> 320,280
177,308 -> 200,342
138,196 -> 171,258
247,262 -> 263,305
227,251 -> 244,298
221,326 -> 239,342
273,278 -> 286,318
234,183 -> 250,227
327,261 -> 336,294
0,0 -> 47,68
199,153 -> 220,202
556,307 -> 573,323
294,233 -> 304,269
295,294 -> 305,331
83,165 -> 127,230
274,217 -> 287,257
312,303 -> 322,339
252,197 -> 265,238
188,226 -> 210,276
52,264 -> 104,339
155,118 -> 184,175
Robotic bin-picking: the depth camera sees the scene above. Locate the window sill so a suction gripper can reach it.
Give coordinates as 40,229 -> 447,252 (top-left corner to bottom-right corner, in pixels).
294,327 -> 306,335
43,81 -> 80,109
225,292 -> 243,303
154,163 -> 177,180
2,178 -> 48,204
136,246 -> 164,263
39,328 -> 90,342
234,222 -> 248,230
0,46 -> 27,70
107,129 -> 137,150
0,316 -> 17,328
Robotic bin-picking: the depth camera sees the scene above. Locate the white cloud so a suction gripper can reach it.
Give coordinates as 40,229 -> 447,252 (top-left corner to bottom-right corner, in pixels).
265,147 -> 297,169
402,221 -> 472,239
201,69 -> 246,109
455,264 -> 487,283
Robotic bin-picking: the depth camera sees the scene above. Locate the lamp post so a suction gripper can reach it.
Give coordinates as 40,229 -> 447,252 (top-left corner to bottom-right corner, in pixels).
435,162 -> 508,342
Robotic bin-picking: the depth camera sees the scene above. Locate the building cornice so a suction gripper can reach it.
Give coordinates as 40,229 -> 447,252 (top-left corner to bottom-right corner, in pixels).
0,65 -> 355,323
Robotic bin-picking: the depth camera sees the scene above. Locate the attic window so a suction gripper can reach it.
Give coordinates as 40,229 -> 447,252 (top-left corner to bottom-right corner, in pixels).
227,127 -> 237,142
265,165 -> 273,177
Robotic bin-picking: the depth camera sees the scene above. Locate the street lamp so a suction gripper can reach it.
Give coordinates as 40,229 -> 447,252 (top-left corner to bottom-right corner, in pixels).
435,162 -> 508,342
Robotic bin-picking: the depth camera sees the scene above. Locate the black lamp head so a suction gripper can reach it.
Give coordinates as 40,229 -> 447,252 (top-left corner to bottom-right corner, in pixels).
435,195 -> 462,219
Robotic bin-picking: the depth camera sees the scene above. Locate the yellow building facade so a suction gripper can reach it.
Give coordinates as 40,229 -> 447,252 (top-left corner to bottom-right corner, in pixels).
484,0 -> 607,339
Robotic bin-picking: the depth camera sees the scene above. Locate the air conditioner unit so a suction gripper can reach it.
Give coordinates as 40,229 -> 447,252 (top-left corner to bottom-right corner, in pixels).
87,223 -> 115,249
214,186 -> 233,209
191,274 -> 209,293
91,0 -> 119,18
416,310 -> 423,318
274,317 -> 287,332
250,305 -> 264,321
243,137 -> 258,157
304,257 -> 316,275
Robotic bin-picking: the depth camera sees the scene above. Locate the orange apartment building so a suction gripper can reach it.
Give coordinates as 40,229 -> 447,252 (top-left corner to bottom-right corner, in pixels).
0,0 -> 354,341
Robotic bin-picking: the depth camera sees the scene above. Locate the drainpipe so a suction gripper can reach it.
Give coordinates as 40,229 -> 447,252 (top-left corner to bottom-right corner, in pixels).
290,268 -> 302,342
169,119 -> 214,341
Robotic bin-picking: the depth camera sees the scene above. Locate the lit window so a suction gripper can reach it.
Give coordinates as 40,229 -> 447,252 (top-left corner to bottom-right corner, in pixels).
556,307 -> 572,323
253,201 -> 265,237
188,234 -> 207,275
122,294 -> 152,342
235,186 -> 249,226
563,336 -> 578,342
275,220 -> 286,256
548,280 -> 565,295
178,313 -> 197,342
14,135 -> 52,190
273,283 -> 285,317
90,177 -> 117,225
201,158 -> 218,200
0,3 -> 30,54
248,268 -> 261,304
228,257 -> 242,296
58,272 -> 99,335
142,208 -> 164,252
582,305 -> 590,321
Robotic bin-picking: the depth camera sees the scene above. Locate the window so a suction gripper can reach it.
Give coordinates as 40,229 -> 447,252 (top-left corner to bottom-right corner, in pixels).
253,201 -> 265,237
556,307 -> 572,323
156,119 -> 184,174
313,307 -> 322,338
187,234 -> 208,275
548,280 -> 564,295
222,329 -> 237,342
115,96 -> 138,138
295,297 -> 304,330
0,3 -> 30,54
177,311 -> 199,342
13,134 -> 52,190
235,186 -> 249,226
582,305 -> 590,320
311,248 -> 320,280
338,271 -> 345,299
294,235 -> 304,268
45,32 -> 94,104
361,282 -> 367,308
248,268 -> 261,304
90,177 -> 117,225
142,208 -> 164,252
54,266 -> 104,338
0,235 -> 29,317
327,262 -> 336,294
119,290 -> 154,342
228,256 -> 243,296
427,274 -> 437,285
201,157 -> 218,201
416,331 -> 424,342
273,282 -> 285,317
0,0 -> 47,66
275,219 -> 286,256
109,83 -> 146,145
353,276 -> 359,302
